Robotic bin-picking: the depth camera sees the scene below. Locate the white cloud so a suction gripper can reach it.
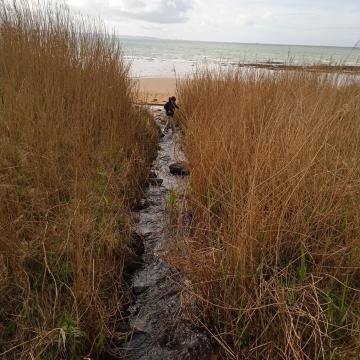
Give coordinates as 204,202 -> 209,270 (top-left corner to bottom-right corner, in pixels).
236,14 -> 255,27
262,11 -> 274,21
65,0 -> 360,46
69,0 -> 194,24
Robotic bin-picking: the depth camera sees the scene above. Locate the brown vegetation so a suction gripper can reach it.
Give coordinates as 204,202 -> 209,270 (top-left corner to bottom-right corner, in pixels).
176,69 -> 360,359
0,1 -> 157,358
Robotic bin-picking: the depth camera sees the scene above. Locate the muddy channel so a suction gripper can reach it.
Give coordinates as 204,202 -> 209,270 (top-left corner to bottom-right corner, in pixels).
115,106 -> 213,360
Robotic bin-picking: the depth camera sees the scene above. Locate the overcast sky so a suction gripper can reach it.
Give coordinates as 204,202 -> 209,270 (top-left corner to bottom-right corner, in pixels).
66,0 -> 360,47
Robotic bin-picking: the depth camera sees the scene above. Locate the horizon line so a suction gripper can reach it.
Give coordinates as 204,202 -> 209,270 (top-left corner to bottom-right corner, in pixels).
117,35 -> 359,50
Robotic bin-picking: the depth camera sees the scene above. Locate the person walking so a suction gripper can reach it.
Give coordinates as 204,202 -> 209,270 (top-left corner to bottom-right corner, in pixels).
164,96 -> 179,133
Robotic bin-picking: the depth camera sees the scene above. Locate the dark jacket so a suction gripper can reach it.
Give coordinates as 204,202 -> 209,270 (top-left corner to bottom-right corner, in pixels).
164,98 -> 179,117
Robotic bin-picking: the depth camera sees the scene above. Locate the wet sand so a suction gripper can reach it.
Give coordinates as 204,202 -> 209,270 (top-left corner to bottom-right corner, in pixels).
136,77 -> 177,105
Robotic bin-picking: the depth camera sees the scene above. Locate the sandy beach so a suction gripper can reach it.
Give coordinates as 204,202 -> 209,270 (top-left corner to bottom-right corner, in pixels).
136,77 -> 177,104
134,63 -> 360,105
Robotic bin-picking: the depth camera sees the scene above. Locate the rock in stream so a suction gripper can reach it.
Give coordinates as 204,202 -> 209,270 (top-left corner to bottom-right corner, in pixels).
169,161 -> 190,176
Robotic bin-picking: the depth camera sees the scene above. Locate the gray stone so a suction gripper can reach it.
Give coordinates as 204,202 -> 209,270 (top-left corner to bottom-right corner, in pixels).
169,161 -> 190,176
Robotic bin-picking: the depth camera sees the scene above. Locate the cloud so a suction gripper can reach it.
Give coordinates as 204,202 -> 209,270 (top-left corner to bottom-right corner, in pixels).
236,14 -> 255,27
69,0 -> 194,24
66,0 -> 360,46
262,11 -> 274,21
235,11 -> 275,27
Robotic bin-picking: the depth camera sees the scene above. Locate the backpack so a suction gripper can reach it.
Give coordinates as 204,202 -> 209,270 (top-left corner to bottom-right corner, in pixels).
164,102 -> 170,111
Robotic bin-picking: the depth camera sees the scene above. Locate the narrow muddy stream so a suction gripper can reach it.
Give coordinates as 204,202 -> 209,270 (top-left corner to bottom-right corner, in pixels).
120,106 -> 213,359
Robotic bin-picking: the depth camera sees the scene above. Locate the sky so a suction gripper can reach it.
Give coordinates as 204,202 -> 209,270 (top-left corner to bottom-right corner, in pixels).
66,0 -> 360,47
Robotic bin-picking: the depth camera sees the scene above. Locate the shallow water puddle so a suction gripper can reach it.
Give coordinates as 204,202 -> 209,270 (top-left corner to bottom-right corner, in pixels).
120,106 -> 212,359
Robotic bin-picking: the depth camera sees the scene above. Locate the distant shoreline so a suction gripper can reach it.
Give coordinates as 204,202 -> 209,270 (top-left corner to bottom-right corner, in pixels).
135,64 -> 360,103
240,62 -> 360,73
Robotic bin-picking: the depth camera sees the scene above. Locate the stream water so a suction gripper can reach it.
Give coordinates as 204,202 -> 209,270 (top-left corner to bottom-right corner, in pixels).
119,106 -> 212,359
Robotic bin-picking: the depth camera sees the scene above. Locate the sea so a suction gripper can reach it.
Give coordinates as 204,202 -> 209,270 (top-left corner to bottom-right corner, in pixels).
119,37 -> 360,78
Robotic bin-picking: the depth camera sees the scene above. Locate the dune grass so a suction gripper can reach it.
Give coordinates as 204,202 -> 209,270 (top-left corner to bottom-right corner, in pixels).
0,1 -> 158,358
176,69 -> 360,359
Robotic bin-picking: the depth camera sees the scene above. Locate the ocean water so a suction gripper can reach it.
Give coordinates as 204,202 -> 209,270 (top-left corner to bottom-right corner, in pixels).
119,37 -> 360,78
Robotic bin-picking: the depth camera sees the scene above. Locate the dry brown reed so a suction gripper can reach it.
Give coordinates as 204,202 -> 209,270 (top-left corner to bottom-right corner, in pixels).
176,69 -> 360,359
0,1 -> 158,358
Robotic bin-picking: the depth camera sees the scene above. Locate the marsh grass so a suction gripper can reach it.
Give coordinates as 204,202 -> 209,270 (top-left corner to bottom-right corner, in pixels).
0,1 -> 158,358
175,69 -> 360,359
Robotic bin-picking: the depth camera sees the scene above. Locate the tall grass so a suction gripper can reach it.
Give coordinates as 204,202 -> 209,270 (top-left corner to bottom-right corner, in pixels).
176,69 -> 360,359
0,1 -> 158,358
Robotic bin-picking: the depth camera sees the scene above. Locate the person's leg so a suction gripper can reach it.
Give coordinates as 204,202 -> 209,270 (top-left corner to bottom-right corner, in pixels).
170,115 -> 175,133
165,115 -> 170,131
